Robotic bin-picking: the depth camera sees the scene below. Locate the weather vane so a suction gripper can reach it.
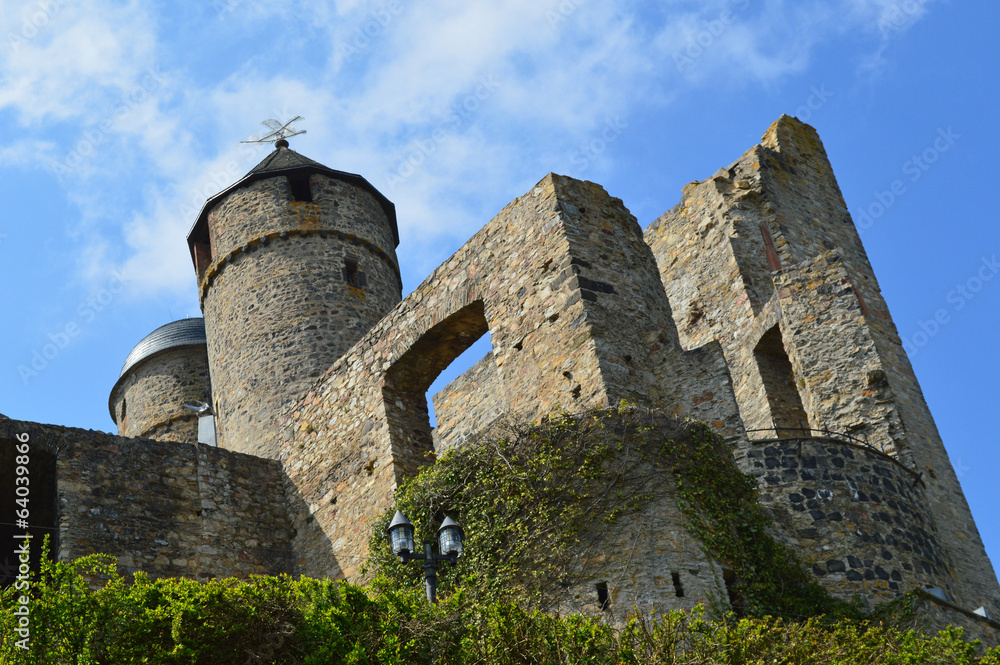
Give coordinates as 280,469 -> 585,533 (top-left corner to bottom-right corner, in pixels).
241,116 -> 306,146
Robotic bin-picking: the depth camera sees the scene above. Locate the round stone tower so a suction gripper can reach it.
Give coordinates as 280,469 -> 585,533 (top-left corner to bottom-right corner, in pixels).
109,317 -> 211,444
186,139 -> 402,458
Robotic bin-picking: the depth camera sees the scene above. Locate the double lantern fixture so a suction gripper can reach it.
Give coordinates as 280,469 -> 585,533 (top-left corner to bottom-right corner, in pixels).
387,511 -> 465,604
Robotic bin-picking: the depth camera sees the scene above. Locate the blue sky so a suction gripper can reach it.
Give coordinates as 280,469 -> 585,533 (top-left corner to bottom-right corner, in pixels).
1,1 -> 998,575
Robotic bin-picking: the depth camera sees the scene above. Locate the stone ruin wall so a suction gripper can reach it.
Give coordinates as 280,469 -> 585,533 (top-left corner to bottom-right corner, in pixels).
0,418 -> 295,582
275,173 -> 743,609
746,436 -> 954,605
643,115 -> 1000,616
431,351 -> 502,453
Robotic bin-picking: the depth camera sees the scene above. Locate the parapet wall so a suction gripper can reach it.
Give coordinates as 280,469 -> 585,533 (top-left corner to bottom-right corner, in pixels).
0,419 -> 295,581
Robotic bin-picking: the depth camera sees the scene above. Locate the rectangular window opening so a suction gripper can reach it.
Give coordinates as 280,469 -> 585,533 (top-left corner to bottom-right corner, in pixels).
193,242 -> 212,279
723,568 -> 743,614
595,581 -> 610,610
287,173 -> 313,202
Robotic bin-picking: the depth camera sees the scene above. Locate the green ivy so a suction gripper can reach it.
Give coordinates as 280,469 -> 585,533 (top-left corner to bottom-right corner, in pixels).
369,406 -> 860,619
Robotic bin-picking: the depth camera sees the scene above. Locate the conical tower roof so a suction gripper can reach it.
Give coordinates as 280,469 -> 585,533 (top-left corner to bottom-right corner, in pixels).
186,141 -> 398,264
246,142 -> 326,174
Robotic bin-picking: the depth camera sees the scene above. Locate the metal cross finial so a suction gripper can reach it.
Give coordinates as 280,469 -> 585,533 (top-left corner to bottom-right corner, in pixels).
241,116 -> 306,146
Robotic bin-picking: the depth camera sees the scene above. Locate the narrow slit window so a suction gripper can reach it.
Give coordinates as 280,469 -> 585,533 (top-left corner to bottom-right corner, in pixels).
343,258 -> 367,288
287,173 -> 313,202
121,397 -> 127,424
595,581 -> 610,610
672,572 -> 685,598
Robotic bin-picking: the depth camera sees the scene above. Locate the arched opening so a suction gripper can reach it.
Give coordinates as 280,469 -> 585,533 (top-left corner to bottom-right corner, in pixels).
1,441 -> 58,588
753,325 -> 808,436
382,301 -> 492,468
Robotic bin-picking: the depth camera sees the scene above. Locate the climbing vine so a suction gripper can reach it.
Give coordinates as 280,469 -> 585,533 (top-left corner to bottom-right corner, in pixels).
369,404 -> 860,620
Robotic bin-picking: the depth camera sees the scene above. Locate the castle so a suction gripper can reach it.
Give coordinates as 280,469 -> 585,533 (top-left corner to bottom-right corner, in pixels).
2,116 -> 998,641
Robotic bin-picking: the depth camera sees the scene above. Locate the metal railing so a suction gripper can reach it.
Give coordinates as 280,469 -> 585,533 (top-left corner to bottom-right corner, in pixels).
744,425 -> 885,454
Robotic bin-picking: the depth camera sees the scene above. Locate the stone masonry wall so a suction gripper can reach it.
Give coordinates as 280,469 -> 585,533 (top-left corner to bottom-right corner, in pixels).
744,437 -> 954,605
109,345 -> 211,444
432,351 -> 503,453
773,253 -> 905,455
199,173 -> 402,458
276,173 -> 743,582
644,115 -> 1000,615
0,418 -> 295,580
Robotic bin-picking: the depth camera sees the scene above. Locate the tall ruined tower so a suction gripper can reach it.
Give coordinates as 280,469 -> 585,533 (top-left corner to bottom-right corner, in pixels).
645,115 -> 1000,615
186,139 -> 402,457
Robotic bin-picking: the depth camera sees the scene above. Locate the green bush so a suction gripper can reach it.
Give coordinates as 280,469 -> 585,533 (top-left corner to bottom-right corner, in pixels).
4,408 -> 997,662
3,558 -> 999,664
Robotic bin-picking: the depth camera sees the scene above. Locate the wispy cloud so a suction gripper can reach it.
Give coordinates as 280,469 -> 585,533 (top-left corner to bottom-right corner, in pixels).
0,0 -> 941,299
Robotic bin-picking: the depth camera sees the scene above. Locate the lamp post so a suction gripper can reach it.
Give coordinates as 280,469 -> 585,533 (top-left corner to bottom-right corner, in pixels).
387,511 -> 464,604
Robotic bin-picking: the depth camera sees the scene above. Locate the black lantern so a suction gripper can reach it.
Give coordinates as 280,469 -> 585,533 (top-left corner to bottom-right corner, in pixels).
438,516 -> 464,557
387,510 -> 415,559
387,512 -> 465,603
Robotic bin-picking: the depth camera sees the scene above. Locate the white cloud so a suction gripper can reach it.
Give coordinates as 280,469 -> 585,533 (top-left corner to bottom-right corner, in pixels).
0,0 -> 942,301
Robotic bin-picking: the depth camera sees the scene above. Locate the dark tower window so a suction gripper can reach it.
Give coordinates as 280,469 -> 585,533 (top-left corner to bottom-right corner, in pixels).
672,572 -> 685,598
343,258 -> 367,288
754,325 -> 809,436
1,442 -> 58,589
287,173 -> 313,202
595,581 -> 610,610
120,398 -> 127,426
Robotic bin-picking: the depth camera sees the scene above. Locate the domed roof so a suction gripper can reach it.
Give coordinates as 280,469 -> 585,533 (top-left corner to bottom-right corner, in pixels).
118,318 -> 207,378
